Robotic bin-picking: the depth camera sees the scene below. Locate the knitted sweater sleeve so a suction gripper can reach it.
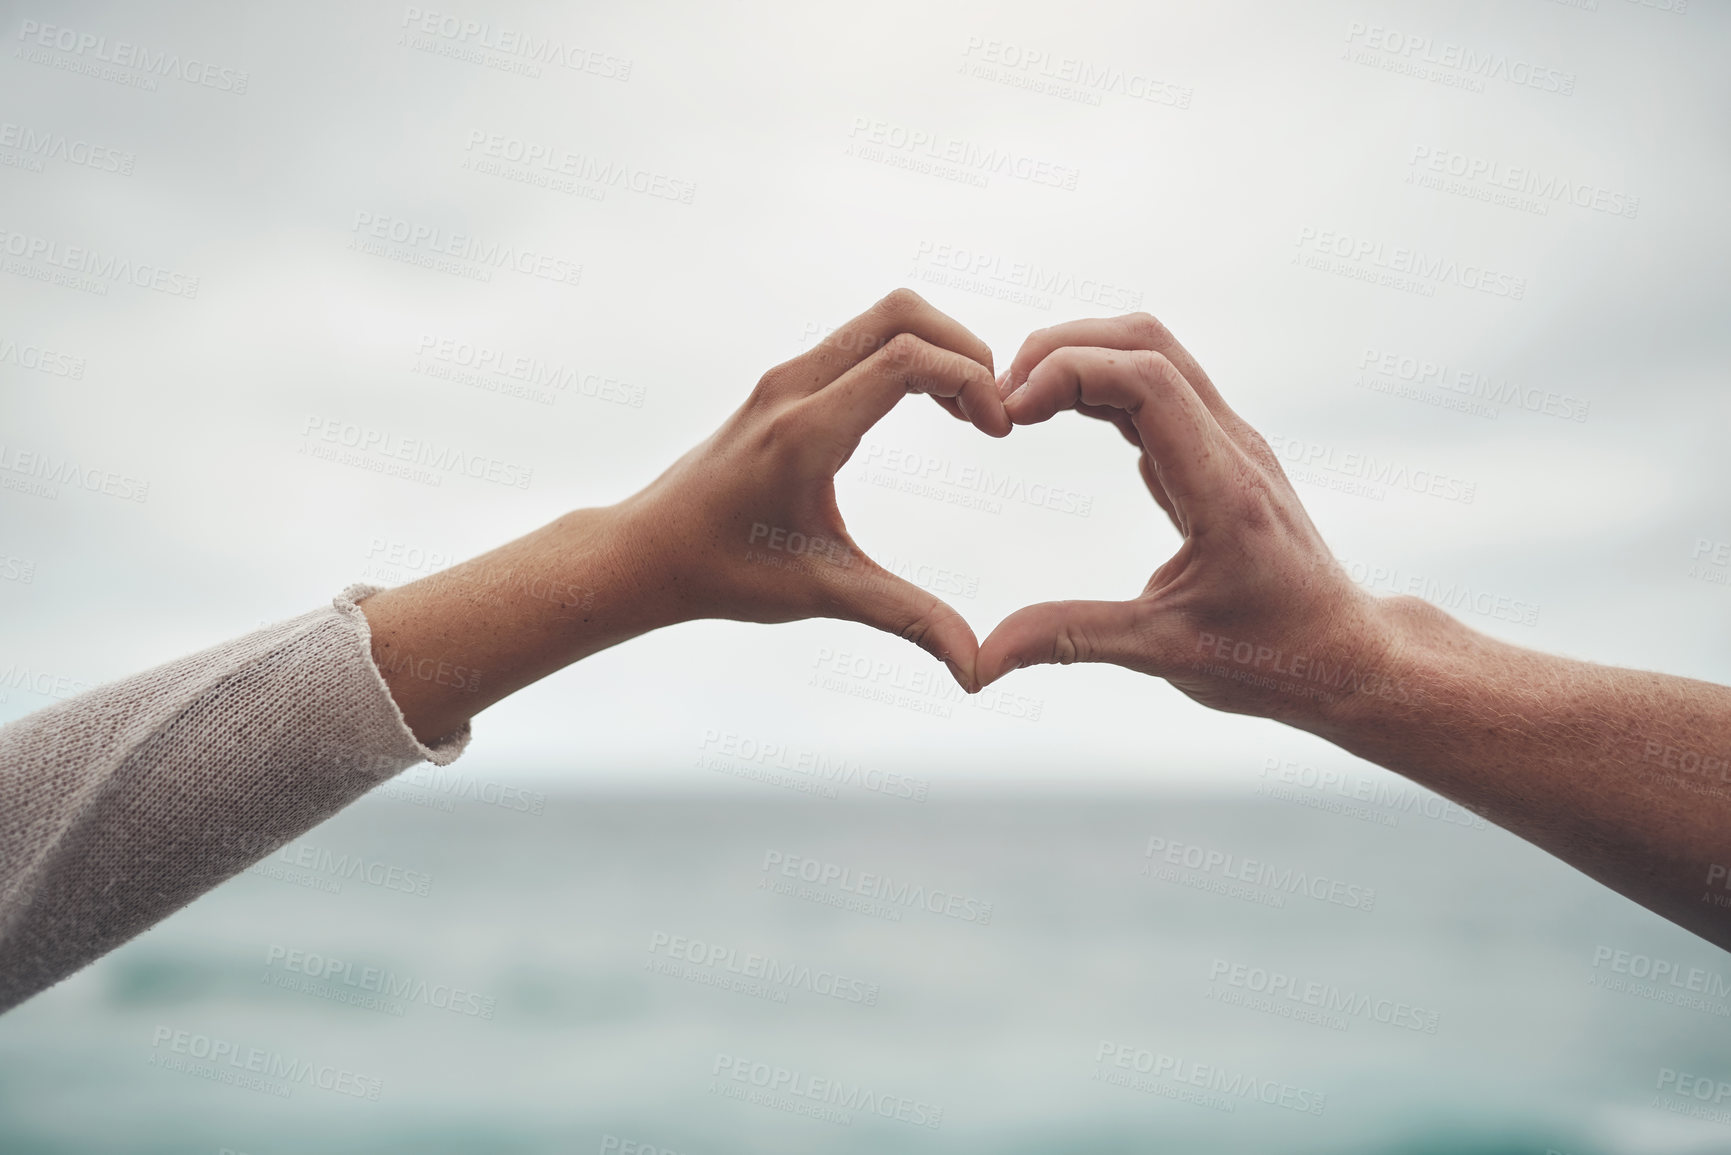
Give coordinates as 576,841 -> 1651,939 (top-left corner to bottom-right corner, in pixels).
0,583 -> 470,1013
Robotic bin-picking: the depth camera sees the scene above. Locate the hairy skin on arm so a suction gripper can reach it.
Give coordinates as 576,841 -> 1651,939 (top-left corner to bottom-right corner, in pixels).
978,311 -> 1731,951
1321,597 -> 1731,950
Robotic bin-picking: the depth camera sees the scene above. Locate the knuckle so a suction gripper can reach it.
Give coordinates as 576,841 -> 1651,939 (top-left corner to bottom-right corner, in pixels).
753,358 -> 808,398
1050,625 -> 1089,665
896,600 -> 947,648
1239,427 -> 1282,473
879,331 -> 924,367
759,405 -> 810,450
876,287 -> 925,318
1125,311 -> 1171,347
1228,470 -> 1288,534
1127,348 -> 1178,393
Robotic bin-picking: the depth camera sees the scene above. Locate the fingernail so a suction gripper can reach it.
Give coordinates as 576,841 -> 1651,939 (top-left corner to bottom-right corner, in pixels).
943,657 -> 977,694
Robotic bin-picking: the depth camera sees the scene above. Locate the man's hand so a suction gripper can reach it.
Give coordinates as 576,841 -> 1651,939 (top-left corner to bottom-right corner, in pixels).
976,310 -> 1731,953
616,288 -> 1007,690
977,312 -> 1392,728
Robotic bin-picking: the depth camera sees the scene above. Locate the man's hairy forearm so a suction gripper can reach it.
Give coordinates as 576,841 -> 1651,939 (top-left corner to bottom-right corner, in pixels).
1311,595 -> 1731,949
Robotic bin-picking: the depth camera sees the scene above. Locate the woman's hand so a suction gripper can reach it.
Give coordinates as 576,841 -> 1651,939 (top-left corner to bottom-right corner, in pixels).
361,289 -> 1006,745
611,288 -> 1008,688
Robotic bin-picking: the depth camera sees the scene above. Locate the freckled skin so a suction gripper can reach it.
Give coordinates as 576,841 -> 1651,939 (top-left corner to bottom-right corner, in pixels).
978,312 -> 1731,952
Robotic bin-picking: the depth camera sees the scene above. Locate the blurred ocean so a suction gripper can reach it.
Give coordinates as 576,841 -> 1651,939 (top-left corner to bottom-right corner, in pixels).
3,786 -> 1730,1155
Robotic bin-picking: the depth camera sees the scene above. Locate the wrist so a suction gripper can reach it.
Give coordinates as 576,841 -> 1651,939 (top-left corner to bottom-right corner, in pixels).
1300,594 -> 1457,742
547,498 -> 693,644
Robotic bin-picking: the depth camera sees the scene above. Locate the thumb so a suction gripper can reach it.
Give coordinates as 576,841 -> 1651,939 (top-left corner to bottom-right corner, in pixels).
978,598 -> 1168,687
830,565 -> 983,692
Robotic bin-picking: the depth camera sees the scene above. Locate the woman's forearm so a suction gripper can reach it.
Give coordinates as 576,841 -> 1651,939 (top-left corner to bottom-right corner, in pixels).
1315,595 -> 1731,949
359,290 -> 1012,746
355,500 -> 683,747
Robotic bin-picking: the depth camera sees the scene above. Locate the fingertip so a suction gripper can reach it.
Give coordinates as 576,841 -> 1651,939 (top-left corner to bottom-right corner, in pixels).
980,406 -> 1013,438
944,656 -> 981,695
1003,382 -> 1041,424
974,641 -> 1025,689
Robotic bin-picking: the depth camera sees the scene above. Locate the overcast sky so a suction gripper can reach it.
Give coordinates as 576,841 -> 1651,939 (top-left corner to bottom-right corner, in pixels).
3,0 -> 1728,794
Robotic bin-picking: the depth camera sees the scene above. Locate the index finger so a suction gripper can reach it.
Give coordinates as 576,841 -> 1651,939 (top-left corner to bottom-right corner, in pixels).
1004,313 -> 1248,437
793,288 -> 995,393
1007,345 -> 1236,518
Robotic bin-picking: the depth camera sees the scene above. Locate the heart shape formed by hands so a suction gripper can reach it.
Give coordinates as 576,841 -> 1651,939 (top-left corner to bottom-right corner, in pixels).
634,290 -> 1375,723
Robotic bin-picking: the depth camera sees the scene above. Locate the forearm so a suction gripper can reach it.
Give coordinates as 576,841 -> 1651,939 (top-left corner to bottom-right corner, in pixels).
1311,596 -> 1731,949
356,499 -> 685,747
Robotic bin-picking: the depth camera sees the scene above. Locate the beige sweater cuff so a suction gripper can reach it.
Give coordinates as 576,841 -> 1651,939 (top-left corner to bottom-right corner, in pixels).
0,583 -> 470,1012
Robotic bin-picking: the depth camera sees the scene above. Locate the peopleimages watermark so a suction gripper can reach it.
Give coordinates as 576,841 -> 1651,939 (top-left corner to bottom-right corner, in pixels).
1588,945 -> 1731,1017
1338,556 -> 1540,629
710,1053 -> 943,1130
0,334 -> 86,379
743,521 -> 856,576
697,727 -> 930,802
1093,1041 -> 1327,1116
1639,735 -> 1731,802
600,1137 -> 690,1155
244,839 -> 433,898
1265,432 -> 1477,505
646,931 -> 881,1007
1142,834 -> 1377,912
1652,1067 -> 1731,1126
358,536 -> 455,586
381,764 -> 546,815
1703,863 -> 1731,909
299,415 -> 534,490
957,36 -> 1192,110
857,438 -> 1094,517
15,19 -> 249,94
758,849 -> 994,925
1190,628 -> 1413,710
0,120 -> 134,176
1256,755 -> 1487,830
1205,957 -> 1441,1034
1406,146 -> 1638,220
398,6 -> 631,80
348,210 -> 582,288
1689,537 -> 1730,590
0,552 -> 37,584
373,649 -> 481,694
426,560 -> 596,613
0,443 -> 149,503
908,239 -> 1142,312
1293,226 -> 1527,302
808,645 -> 1045,723
262,943 -> 497,1019
845,115 -> 1081,191
414,333 -> 646,408
148,1026 -> 381,1101
462,129 -> 695,204
1342,21 -> 1575,97
0,663 -> 91,704
0,225 -> 200,298
1353,346 -> 1588,423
